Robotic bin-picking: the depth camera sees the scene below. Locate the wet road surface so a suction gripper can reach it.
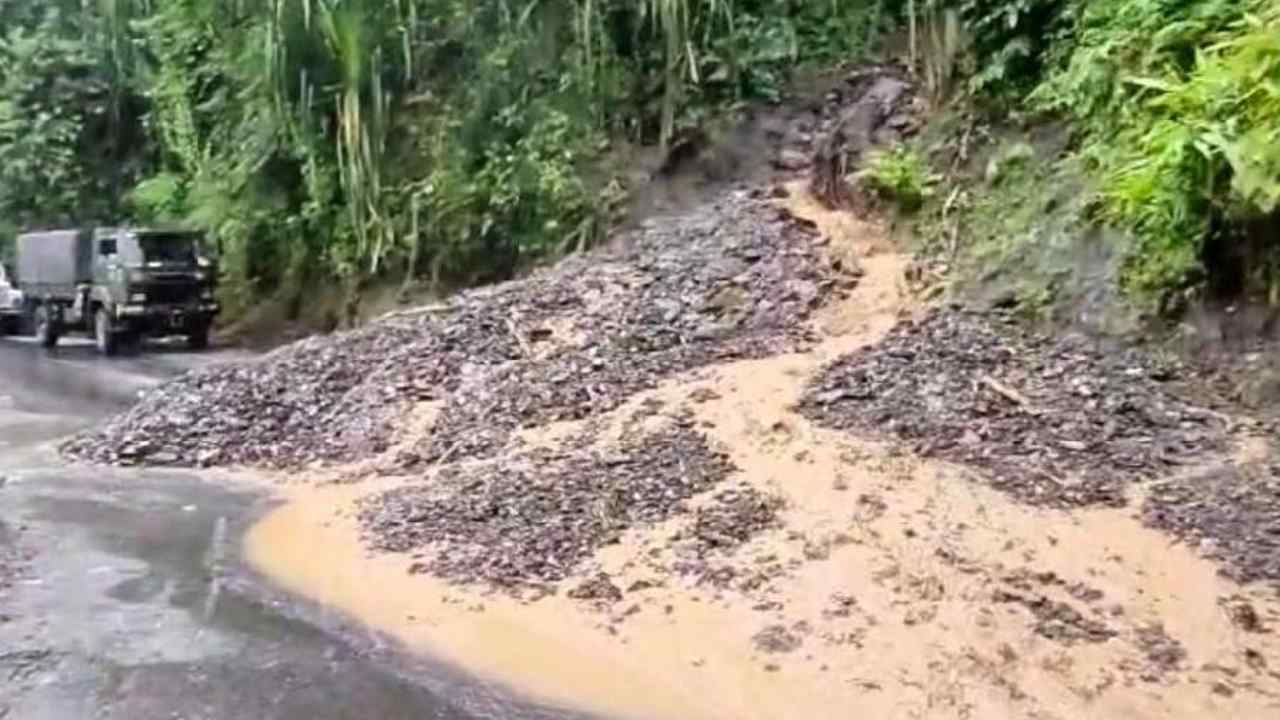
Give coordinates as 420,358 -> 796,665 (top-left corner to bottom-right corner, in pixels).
0,338 -> 588,720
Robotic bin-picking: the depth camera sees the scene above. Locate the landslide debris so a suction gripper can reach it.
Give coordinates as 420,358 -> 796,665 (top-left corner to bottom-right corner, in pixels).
799,309 -> 1229,508
752,624 -> 805,654
993,590 -> 1116,645
358,426 -> 735,588
62,196 -> 855,469
681,486 -> 785,554
0,517 -> 30,623
811,68 -> 914,210
1142,462 -> 1280,584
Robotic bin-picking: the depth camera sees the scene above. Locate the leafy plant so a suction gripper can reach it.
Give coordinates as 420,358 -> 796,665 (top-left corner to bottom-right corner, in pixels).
859,146 -> 939,212
958,0 -> 1075,95
1035,0 -> 1280,303
0,8 -> 125,229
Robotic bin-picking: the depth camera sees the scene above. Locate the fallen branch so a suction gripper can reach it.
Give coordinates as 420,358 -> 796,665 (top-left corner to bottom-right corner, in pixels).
377,303 -> 454,324
942,186 -> 962,218
505,318 -> 534,358
942,186 -> 963,260
431,398 -> 500,471
979,374 -> 1039,415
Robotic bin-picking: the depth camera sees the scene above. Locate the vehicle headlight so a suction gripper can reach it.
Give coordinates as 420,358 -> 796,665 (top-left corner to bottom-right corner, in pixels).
201,290 -> 215,301
128,269 -> 147,284
194,271 -> 207,282
130,292 -> 147,303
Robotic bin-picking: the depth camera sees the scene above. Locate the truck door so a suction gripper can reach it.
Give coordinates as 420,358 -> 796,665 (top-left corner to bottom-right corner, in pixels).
88,235 -> 121,317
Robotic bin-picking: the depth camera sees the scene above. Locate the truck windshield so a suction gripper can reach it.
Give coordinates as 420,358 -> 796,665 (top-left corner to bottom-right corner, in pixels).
138,234 -> 199,264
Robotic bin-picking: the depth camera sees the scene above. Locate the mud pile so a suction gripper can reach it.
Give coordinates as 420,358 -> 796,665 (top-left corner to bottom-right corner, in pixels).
62,196 -> 856,468
359,426 -> 735,588
799,309 -> 1229,508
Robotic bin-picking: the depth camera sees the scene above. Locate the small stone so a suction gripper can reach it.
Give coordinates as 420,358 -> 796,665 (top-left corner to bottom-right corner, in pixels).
773,150 -> 811,171
753,625 -> 803,654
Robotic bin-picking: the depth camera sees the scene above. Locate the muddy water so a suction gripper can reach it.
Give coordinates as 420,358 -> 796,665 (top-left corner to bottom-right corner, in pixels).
244,188 -> 1280,720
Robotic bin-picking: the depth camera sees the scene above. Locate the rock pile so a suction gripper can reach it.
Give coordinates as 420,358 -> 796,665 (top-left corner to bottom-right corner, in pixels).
682,486 -> 786,554
358,426 -> 736,588
993,589 -> 1116,645
799,309 -> 1229,508
0,522 -> 28,604
63,195 -> 855,469
1142,462 -> 1280,583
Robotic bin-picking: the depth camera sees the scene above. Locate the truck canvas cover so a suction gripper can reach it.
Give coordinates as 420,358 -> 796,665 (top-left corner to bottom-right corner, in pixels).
16,230 -> 92,288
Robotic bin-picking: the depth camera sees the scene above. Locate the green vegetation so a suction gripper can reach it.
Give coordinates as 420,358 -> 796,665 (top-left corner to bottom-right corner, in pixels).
0,0 -> 893,318
909,0 -> 1280,313
858,146 -> 937,212
1034,0 -> 1280,304
0,0 -> 1275,321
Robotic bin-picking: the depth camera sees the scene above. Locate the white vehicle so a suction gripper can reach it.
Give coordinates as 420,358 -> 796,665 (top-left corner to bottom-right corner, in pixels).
0,262 -> 23,334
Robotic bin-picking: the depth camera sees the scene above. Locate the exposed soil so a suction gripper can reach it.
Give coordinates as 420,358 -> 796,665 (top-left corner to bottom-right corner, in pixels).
811,67 -> 915,210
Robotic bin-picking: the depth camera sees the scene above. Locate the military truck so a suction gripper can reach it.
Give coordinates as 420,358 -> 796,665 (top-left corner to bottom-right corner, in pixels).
0,261 -> 23,334
14,228 -> 219,354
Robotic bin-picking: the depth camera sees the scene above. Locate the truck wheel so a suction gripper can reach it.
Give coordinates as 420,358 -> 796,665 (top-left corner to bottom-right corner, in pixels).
34,305 -> 59,348
186,325 -> 210,350
94,308 -> 118,356
122,331 -> 142,352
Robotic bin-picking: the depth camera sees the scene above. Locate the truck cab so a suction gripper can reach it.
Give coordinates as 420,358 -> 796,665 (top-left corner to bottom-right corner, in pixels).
15,227 -> 220,354
86,228 -> 220,352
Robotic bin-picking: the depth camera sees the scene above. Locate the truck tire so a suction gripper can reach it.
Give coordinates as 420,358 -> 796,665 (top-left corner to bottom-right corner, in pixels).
186,324 -> 210,350
94,308 -> 119,356
34,305 -> 59,348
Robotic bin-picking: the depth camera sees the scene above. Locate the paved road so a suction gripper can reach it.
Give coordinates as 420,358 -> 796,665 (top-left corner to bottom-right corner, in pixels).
0,338 -> 586,720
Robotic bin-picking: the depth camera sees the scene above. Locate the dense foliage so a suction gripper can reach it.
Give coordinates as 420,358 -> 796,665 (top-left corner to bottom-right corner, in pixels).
942,0 -> 1280,307
1,1 -> 1275,316
1037,0 -> 1280,303
0,0 -> 891,313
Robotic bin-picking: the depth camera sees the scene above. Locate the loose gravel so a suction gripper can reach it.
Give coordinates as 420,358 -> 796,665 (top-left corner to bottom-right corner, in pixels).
63,196 -> 854,470
799,309 -> 1229,508
358,426 -> 736,588
1142,461 -> 1280,584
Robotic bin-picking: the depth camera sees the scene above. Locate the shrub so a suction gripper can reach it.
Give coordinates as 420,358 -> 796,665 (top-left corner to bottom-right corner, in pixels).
858,146 -> 939,213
